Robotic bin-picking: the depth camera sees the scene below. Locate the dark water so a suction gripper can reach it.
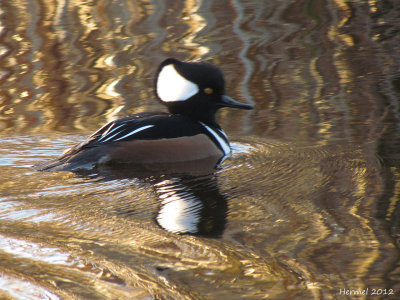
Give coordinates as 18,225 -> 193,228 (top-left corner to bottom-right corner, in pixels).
1,0 -> 400,299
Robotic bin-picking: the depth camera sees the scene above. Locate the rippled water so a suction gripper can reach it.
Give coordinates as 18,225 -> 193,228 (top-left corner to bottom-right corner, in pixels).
1,0 -> 400,299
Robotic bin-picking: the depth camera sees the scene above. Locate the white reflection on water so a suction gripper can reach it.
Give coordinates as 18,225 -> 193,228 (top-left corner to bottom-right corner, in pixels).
156,179 -> 203,234
0,208 -> 46,221
0,201 -> 58,224
0,274 -> 60,300
0,234 -> 76,266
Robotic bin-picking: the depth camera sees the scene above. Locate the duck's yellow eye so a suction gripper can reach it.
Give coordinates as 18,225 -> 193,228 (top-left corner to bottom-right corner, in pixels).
204,87 -> 213,94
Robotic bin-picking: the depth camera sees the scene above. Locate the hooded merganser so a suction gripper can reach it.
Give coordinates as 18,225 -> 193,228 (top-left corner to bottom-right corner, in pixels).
34,58 -> 253,172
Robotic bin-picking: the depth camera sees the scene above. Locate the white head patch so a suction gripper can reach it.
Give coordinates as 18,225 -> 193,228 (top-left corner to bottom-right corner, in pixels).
156,64 -> 199,102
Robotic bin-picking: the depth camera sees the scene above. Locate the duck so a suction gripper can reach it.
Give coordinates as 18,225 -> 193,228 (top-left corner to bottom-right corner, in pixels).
33,58 -> 253,172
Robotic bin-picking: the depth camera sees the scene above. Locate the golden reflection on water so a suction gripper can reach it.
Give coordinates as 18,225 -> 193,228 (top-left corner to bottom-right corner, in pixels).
1,0 -> 400,299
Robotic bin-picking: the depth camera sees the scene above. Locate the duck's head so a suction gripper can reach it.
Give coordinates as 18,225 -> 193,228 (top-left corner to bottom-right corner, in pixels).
155,58 -> 253,124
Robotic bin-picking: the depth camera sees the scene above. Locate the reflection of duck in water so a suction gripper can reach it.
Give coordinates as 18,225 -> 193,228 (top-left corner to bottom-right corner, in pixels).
99,172 -> 228,238
34,58 -> 253,173
154,175 -> 227,238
